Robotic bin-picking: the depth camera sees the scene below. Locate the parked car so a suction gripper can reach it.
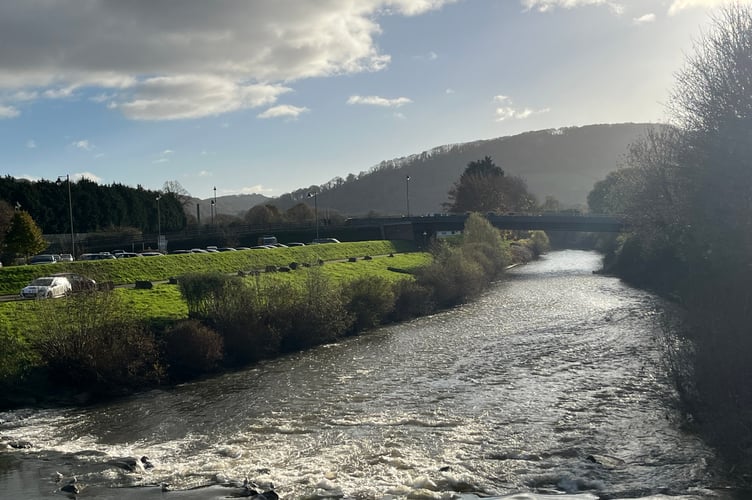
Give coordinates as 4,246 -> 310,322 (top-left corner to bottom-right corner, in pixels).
170,249 -> 191,254
29,254 -> 59,265
79,252 -> 116,260
140,251 -> 164,257
311,238 -> 341,244
116,252 -> 141,258
51,273 -> 96,292
20,276 -> 72,299
286,242 -> 305,247
58,253 -> 74,262
217,247 -> 237,252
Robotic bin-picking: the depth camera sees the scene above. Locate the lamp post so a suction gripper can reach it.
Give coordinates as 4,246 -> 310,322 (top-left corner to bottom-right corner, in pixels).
307,192 -> 319,239
156,195 -> 161,250
213,186 -> 217,225
56,174 -> 74,255
405,174 -> 411,217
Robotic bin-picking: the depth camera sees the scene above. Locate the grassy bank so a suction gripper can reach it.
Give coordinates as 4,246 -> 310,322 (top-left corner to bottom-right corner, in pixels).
0,240 -> 414,295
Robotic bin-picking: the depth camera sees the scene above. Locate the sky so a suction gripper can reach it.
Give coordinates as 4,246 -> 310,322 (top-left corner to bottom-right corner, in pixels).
0,0 -> 743,199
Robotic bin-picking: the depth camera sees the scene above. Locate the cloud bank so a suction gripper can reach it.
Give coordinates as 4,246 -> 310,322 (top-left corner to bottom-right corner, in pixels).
0,1 -> 454,120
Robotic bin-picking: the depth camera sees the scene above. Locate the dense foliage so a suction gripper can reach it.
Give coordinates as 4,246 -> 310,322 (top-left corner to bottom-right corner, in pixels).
0,176 -> 186,235
588,5 -> 752,470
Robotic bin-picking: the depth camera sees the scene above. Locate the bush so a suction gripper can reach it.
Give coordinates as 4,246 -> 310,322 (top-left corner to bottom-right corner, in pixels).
29,292 -> 162,392
390,279 -> 435,321
342,276 -> 395,333
509,243 -> 534,263
162,320 -> 223,380
528,230 -> 551,256
179,272 -> 242,320
212,279 -> 283,365
274,269 -> 353,351
416,246 -> 485,308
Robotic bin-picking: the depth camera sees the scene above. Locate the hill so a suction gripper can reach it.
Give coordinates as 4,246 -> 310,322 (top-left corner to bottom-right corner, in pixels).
204,123 -> 655,217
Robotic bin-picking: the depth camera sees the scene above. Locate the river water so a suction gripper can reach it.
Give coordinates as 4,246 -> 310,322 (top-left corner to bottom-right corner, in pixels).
0,250 -> 739,499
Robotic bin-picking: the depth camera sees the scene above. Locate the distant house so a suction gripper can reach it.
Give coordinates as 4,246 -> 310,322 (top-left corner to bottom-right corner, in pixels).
436,230 -> 462,239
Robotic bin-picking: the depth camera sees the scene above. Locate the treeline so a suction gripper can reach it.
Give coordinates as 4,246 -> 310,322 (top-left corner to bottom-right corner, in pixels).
0,176 -> 186,234
9,215 -> 548,402
588,6 -> 752,472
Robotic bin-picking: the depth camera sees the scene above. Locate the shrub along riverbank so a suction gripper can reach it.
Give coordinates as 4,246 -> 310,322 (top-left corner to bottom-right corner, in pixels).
0,215 -> 549,408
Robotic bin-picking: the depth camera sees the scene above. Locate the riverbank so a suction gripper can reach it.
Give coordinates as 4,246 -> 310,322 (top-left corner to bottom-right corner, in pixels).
0,217 -> 550,409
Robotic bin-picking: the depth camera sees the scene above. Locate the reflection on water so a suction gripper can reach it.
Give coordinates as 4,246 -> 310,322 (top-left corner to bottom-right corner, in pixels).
0,251 -> 739,499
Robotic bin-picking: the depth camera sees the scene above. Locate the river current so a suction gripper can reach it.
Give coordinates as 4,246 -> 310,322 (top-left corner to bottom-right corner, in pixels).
0,250 -> 738,499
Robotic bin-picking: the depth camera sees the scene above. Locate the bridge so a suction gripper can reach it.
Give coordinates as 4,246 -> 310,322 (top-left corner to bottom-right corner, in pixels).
345,213 -> 626,241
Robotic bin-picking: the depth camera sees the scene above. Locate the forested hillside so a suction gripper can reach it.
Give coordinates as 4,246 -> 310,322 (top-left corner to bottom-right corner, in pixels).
267,123 -> 653,216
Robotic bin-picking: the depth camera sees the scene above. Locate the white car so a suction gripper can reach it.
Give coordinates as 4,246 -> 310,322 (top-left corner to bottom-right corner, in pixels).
20,276 -> 72,299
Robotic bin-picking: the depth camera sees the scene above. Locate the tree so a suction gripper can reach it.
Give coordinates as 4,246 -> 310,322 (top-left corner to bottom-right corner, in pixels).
668,5 -> 752,272
163,180 -> 192,208
285,203 -> 314,223
446,156 -> 535,213
245,204 -> 282,226
5,210 -> 47,260
595,4 -> 752,467
0,200 -> 14,249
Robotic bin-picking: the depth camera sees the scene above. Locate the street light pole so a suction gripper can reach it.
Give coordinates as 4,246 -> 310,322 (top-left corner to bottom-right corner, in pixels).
405,174 -> 411,217
307,192 -> 319,239
156,195 -> 161,250
56,174 -> 74,255
213,186 -> 217,225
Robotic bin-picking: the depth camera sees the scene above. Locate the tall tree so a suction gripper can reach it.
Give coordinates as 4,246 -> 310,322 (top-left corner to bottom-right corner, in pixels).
5,210 -> 47,260
446,156 -> 535,213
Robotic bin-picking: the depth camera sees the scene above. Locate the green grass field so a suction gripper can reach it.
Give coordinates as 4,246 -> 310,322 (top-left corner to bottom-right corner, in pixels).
0,250 -> 430,336
0,241 -> 416,295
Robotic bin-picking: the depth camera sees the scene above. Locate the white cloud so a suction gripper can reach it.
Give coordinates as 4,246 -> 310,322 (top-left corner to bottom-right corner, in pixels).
74,172 -> 102,183
0,105 -> 19,118
26,139 -> 36,149
669,0 -> 752,15
633,13 -> 656,24
238,184 -> 274,194
493,95 -> 549,121
257,104 -> 310,119
521,0 -> 622,13
114,75 -> 291,120
0,1 -> 455,120
348,95 -> 413,107
445,88 -> 455,94
199,170 -> 212,177
72,140 -> 93,151
153,149 -> 174,163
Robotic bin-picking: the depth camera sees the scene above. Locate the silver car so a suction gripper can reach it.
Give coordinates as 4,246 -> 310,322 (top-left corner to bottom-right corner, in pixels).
20,276 -> 72,299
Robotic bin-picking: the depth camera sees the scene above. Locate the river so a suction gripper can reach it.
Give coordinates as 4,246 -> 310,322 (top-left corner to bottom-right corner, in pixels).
0,250 -> 740,499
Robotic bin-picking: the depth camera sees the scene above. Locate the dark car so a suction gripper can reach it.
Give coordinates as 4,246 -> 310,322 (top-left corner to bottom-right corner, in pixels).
79,252 -> 116,260
29,254 -> 59,265
51,273 -> 97,293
